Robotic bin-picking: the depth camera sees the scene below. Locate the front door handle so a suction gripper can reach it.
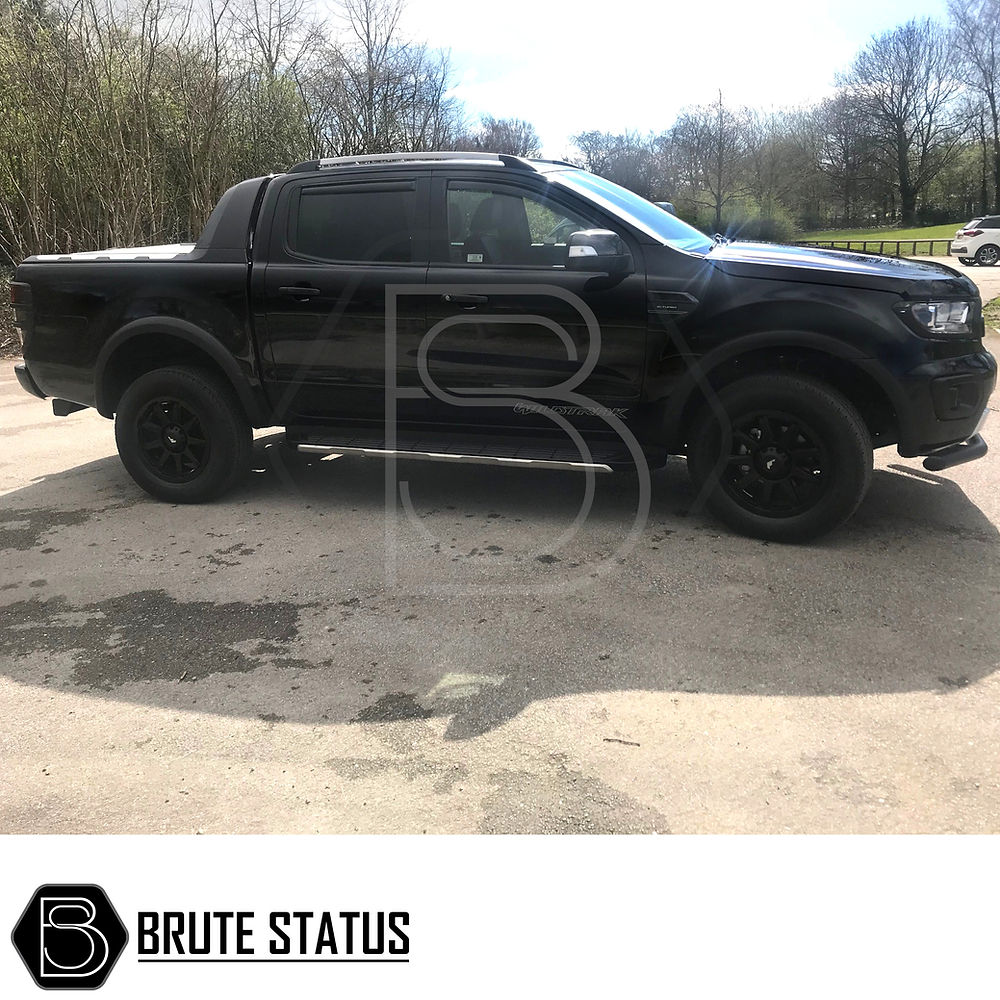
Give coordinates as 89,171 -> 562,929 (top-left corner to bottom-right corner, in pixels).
441,293 -> 488,308
279,285 -> 321,300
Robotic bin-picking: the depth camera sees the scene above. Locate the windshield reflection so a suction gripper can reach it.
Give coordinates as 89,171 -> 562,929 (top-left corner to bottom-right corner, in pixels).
555,170 -> 713,254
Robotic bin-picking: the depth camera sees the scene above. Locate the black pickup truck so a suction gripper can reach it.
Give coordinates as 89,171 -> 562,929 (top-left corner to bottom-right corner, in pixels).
12,151 -> 996,541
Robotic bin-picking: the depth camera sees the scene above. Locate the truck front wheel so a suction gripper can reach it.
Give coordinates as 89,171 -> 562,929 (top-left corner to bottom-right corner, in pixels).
686,374 -> 873,542
115,365 -> 252,503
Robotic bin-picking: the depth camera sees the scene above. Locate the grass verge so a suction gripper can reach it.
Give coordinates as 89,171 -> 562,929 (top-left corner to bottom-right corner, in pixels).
800,224 -> 962,242
982,295 -> 1000,338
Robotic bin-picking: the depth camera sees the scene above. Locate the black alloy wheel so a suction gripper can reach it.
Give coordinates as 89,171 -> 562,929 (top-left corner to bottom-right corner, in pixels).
115,365 -> 251,502
687,374 -> 873,542
136,398 -> 210,483
719,410 -> 829,518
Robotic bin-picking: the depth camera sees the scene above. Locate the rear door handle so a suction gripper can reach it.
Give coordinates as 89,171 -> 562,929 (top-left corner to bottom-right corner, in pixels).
279,285 -> 321,300
441,293 -> 488,307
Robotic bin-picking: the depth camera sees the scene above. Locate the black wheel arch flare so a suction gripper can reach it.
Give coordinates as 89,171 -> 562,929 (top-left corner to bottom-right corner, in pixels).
95,317 -> 270,425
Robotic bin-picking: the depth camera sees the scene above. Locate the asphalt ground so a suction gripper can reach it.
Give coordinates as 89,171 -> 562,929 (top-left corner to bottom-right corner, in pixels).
1,278 -> 998,834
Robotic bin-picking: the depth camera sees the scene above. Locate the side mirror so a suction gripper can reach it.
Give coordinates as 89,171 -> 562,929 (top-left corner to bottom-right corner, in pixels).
566,229 -> 633,275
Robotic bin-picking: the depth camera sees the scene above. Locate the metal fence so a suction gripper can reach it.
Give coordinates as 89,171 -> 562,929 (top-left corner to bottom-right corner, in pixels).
795,239 -> 954,257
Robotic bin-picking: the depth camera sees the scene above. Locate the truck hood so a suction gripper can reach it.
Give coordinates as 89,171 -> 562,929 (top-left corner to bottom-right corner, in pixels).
26,243 -> 196,262
707,241 -> 978,299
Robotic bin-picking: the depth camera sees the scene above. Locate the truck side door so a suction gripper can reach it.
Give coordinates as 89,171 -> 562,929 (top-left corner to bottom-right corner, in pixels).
419,172 -> 648,435
256,171 -> 430,425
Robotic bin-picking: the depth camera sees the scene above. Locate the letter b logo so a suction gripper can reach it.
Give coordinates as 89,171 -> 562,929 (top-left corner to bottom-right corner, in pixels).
12,885 -> 128,990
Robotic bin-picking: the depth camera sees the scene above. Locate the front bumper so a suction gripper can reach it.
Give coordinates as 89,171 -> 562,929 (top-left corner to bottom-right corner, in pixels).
886,350 -> 997,457
14,361 -> 45,400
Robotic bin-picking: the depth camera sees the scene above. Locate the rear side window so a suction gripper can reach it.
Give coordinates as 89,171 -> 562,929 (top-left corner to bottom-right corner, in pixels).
979,217 -> 1000,229
290,182 -> 416,262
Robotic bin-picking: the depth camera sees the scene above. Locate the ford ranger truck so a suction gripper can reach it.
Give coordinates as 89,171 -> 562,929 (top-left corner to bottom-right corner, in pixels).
12,151 -> 996,541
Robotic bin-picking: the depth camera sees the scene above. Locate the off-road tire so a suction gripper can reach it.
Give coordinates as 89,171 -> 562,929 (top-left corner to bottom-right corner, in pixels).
115,365 -> 252,502
687,374 -> 873,542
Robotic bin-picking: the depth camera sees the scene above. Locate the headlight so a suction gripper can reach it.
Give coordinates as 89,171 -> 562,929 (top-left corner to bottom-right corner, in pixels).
905,300 -> 972,337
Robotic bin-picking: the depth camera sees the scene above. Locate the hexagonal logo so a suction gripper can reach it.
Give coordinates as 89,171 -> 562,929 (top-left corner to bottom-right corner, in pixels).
11,884 -> 128,990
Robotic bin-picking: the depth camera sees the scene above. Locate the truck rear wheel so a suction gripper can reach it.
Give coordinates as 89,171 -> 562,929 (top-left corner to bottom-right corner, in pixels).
115,365 -> 251,503
687,374 -> 872,542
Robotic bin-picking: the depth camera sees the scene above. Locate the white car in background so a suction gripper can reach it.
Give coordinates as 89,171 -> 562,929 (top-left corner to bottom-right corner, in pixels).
950,216 -> 1000,266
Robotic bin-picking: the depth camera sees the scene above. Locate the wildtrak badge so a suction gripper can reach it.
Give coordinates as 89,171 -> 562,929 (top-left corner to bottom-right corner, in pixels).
512,402 -> 629,418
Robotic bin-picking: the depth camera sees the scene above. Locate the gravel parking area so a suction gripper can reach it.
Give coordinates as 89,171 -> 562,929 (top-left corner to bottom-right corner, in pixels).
2,332 -> 998,833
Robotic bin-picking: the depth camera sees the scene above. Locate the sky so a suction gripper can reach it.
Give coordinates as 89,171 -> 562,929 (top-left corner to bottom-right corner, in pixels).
398,0 -> 952,157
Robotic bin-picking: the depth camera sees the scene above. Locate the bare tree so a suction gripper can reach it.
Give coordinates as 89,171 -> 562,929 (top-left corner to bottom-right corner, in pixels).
668,93 -> 752,230
841,18 -> 967,225
466,116 -> 541,157
292,0 -> 464,156
234,0 -> 319,77
0,0 -> 989,269
568,130 -> 662,199
949,0 -> 1000,210
805,93 -> 887,226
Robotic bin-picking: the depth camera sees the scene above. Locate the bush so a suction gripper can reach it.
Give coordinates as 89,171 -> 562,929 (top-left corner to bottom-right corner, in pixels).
721,214 -> 799,243
0,266 -> 20,357
916,206 -> 959,226
681,199 -> 800,244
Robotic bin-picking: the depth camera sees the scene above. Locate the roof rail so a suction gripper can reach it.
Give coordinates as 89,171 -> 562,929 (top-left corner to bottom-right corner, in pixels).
532,157 -> 579,169
286,151 -> 548,173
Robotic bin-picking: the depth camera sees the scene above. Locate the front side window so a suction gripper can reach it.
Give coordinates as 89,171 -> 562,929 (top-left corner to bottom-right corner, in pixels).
290,183 -> 416,262
446,182 -> 597,267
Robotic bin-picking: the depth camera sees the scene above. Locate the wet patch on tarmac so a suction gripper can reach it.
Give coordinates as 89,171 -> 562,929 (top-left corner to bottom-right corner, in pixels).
0,589 -> 309,689
205,543 -> 261,568
328,755 -> 467,793
0,508 -> 95,551
352,692 -> 433,723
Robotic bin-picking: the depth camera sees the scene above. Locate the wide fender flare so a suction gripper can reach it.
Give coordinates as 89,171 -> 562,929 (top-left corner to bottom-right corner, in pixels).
95,316 -> 268,424
659,328 -> 907,440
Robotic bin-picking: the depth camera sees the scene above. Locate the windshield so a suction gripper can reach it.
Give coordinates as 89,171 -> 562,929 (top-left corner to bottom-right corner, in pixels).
554,170 -> 713,254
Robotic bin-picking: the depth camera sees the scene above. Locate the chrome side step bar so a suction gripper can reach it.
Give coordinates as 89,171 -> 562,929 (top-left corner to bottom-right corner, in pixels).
297,443 -> 613,473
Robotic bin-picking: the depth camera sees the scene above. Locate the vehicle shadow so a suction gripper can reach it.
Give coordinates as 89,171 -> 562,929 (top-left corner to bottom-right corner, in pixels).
1,433 -> 998,740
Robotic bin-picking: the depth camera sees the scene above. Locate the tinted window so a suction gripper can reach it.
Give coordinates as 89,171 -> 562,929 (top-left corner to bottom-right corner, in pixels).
446,181 -> 597,267
291,183 -> 416,262
980,217 -> 1000,229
